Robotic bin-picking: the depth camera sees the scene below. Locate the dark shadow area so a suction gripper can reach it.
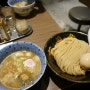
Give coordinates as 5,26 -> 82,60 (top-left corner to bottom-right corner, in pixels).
67,29 -> 89,34
48,66 -> 75,89
63,83 -> 90,90
0,0 -> 8,6
48,66 -> 90,90
15,1 -> 46,19
28,66 -> 49,90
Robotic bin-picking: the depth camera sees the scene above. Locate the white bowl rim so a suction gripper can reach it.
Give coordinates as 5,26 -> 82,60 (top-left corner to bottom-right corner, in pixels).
7,1 -> 35,8
0,41 -> 47,90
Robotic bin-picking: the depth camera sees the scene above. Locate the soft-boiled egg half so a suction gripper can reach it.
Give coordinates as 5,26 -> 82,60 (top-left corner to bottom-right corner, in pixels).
80,53 -> 90,70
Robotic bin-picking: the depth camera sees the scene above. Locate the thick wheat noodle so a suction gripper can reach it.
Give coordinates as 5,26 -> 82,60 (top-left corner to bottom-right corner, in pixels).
52,38 -> 77,73
51,38 -> 75,70
55,38 -> 78,73
63,40 -> 86,75
58,41 -> 75,69
60,38 -> 78,72
51,37 -> 89,75
64,39 -> 88,75
61,41 -> 81,75
51,39 -> 72,57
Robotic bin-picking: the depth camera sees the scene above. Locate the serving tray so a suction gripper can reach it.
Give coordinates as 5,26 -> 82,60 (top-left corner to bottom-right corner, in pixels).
0,25 -> 33,45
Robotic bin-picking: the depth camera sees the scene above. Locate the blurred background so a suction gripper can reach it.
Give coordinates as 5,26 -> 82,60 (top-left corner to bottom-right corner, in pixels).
0,0 -> 89,32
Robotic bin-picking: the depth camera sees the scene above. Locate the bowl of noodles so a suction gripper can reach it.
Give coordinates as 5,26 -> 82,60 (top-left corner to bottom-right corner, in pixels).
44,31 -> 90,83
0,41 -> 47,90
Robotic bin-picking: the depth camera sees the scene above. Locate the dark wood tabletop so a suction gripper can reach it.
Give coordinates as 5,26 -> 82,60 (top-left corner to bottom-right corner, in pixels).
79,0 -> 90,7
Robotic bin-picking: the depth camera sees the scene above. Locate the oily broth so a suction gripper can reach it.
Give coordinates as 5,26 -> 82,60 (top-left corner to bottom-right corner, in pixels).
0,51 -> 41,89
13,1 -> 31,7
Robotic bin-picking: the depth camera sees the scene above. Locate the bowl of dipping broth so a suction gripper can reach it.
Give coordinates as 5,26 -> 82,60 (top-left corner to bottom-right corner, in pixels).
7,0 -> 35,16
0,41 -> 47,90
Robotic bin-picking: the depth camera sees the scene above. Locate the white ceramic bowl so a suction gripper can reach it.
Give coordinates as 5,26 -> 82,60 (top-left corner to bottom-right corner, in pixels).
7,0 -> 35,16
0,41 -> 47,90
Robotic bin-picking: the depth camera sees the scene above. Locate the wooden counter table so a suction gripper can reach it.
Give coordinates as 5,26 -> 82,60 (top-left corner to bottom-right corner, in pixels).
1,2 -> 63,90
1,4 -> 62,50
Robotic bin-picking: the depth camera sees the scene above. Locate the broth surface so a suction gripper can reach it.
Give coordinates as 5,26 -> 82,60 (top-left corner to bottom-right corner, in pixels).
13,1 -> 31,7
0,51 -> 41,89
